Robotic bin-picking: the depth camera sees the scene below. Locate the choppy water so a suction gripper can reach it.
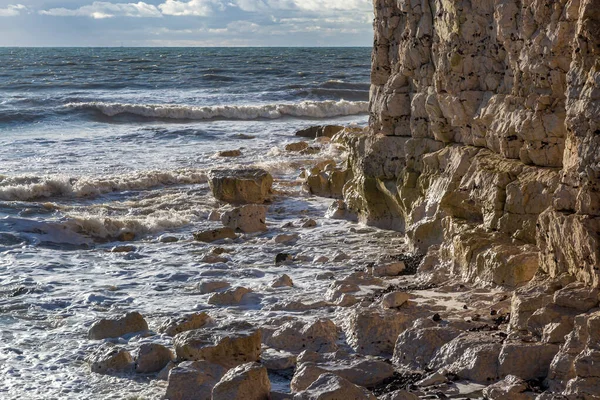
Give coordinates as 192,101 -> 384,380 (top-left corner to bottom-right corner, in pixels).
0,47 -> 381,399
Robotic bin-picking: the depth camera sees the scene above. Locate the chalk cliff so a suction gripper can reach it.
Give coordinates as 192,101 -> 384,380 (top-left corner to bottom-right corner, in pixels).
344,0 -> 600,288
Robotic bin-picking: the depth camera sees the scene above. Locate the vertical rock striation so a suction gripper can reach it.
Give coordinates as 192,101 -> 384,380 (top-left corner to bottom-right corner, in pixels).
346,0 -> 600,287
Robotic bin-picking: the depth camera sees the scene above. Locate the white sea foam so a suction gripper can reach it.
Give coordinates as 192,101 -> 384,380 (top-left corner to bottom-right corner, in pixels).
65,100 -> 369,120
0,169 -> 207,201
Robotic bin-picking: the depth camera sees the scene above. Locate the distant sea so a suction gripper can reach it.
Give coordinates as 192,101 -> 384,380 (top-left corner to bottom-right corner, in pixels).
0,47 -> 371,398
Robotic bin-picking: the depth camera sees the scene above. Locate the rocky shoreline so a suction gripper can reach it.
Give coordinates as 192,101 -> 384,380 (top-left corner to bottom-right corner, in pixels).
83,123 -> 600,399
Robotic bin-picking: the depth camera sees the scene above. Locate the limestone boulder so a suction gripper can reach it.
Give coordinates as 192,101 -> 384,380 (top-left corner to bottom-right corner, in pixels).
381,292 -> 410,308
87,343 -> 133,374
343,307 -> 415,355
271,274 -> 294,288
293,373 -> 376,400
216,149 -> 242,157
208,169 -> 273,204
295,125 -> 344,139
158,312 -> 212,337
165,360 -> 227,400
290,357 -> 394,392
393,326 -> 462,370
372,261 -> 405,277
135,343 -> 173,373
212,362 -> 271,400
482,375 -> 532,400
265,319 -> 338,353
174,325 -> 261,368
428,332 -> 503,383
497,341 -> 559,380
193,227 -> 237,242
208,287 -> 252,306
221,204 -> 267,233
286,141 -> 309,152
88,311 -> 148,340
261,348 -> 297,370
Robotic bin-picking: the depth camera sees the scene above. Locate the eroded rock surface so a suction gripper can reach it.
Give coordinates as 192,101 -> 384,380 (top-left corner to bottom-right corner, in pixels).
342,0 -> 600,289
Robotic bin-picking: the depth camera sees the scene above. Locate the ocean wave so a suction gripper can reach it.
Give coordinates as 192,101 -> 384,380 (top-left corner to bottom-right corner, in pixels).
64,100 -> 369,121
0,169 -> 207,202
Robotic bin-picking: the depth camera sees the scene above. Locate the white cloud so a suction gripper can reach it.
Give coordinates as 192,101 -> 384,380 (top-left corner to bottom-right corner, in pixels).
158,0 -> 223,16
40,1 -> 162,19
232,0 -> 370,12
0,4 -> 27,17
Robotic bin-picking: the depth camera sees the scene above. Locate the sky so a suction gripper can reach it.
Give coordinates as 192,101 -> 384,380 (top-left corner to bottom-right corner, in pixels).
0,0 -> 374,46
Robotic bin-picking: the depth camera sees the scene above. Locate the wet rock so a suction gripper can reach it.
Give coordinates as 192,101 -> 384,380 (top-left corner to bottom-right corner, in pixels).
212,362 -> 271,400
304,169 -> 348,199
301,218 -> 317,228
174,325 -> 261,368
117,231 -> 135,242
271,274 -> 293,288
165,360 -> 227,400
200,254 -> 230,264
111,245 -> 136,253
221,204 -> 267,233
266,319 -> 338,353
482,375 -> 531,400
208,287 -> 252,305
324,199 -> 355,220
157,360 -> 176,380
198,280 -> 230,294
208,168 -> 273,204
193,227 -> 237,242
393,326 -> 462,370
87,343 -> 133,374
295,125 -> 344,139
286,141 -> 309,152
158,312 -> 212,337
88,311 -> 148,340
293,373 -> 376,400
313,256 -> 329,264
261,348 -> 296,370
291,357 -> 394,392
335,294 -> 358,307
275,253 -> 294,264
216,149 -> 242,157
135,343 -> 173,373
381,292 -> 410,308
159,235 -> 179,243
208,210 -> 221,221
343,308 -> 414,355
274,233 -> 300,244
325,281 -> 359,302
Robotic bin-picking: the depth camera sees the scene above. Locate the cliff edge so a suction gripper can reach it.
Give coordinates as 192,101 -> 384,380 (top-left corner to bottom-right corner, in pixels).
344,0 -> 600,288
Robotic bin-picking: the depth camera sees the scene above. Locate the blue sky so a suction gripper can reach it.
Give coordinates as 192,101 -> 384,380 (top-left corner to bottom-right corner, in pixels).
0,0 -> 374,46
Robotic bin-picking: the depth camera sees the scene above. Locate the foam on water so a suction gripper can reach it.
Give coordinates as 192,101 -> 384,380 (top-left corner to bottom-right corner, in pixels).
0,169 -> 207,201
0,47 -> 375,399
65,100 -> 369,121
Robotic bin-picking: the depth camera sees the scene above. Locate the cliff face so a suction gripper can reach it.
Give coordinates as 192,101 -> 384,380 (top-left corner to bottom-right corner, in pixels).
345,0 -> 600,287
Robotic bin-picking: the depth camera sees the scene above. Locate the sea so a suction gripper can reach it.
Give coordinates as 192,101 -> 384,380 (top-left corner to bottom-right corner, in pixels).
0,47 -> 384,399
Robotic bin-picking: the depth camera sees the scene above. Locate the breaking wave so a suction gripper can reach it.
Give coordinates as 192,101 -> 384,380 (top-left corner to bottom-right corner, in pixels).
64,100 -> 369,121
0,169 -> 207,202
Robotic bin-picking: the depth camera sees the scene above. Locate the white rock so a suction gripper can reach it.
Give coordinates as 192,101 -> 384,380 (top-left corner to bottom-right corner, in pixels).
293,373 -> 376,400
212,362 -> 271,400
221,204 -> 267,233
381,292 -> 410,308
135,343 -> 173,373
88,311 -> 148,340
271,274 -> 294,288
165,360 -> 227,400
